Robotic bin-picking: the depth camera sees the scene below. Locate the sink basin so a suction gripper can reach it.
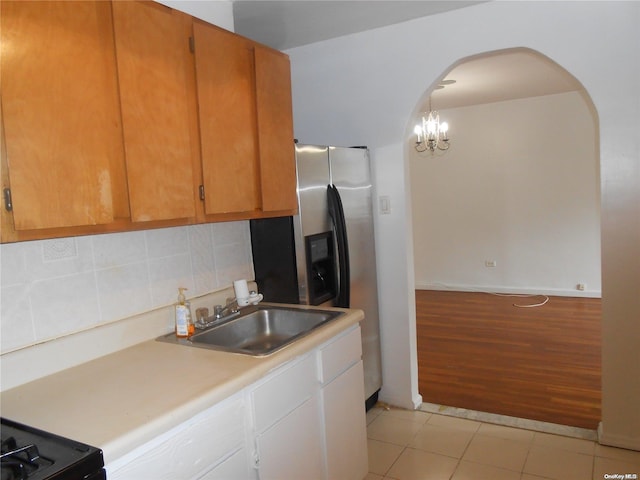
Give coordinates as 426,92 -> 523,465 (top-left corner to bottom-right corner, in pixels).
157,305 -> 343,356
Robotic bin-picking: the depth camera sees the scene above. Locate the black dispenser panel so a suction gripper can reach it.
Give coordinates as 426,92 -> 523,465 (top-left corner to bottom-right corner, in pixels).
305,231 -> 336,305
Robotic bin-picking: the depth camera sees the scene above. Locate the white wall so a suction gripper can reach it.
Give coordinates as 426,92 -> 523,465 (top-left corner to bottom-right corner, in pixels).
286,1 -> 640,449
411,92 -> 600,297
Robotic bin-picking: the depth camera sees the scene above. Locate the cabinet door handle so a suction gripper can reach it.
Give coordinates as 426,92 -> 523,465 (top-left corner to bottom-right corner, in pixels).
199,185 -> 205,201
3,188 -> 12,212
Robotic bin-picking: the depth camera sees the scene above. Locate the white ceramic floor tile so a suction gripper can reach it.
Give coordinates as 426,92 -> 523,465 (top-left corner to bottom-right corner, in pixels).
367,414 -> 425,446
365,407 -> 638,480
380,407 -> 431,424
523,444 -> 593,480
593,456 -> 640,480
452,460 -> 521,480
427,414 -> 482,433
410,423 -> 475,458
533,431 -> 596,455
367,438 -> 405,476
367,406 -> 384,425
476,422 -> 535,443
595,444 -> 640,465
462,434 -> 530,472
386,448 -> 459,480
363,473 -> 385,480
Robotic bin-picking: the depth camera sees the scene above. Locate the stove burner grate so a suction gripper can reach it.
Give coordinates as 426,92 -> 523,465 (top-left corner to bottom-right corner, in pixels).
1,436 -> 53,480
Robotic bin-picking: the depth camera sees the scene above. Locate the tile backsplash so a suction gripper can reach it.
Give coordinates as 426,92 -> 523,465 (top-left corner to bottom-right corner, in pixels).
0,222 -> 254,353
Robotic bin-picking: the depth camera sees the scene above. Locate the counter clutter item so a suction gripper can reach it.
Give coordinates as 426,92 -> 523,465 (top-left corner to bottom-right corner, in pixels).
233,279 -> 251,305
174,287 -> 193,338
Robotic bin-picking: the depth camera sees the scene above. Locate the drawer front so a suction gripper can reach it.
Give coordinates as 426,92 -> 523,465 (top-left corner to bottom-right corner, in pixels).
252,353 -> 317,433
319,325 -> 362,385
108,396 -> 246,480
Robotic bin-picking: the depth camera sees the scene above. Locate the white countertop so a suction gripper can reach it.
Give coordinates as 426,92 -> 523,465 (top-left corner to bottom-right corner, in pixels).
0,306 -> 363,464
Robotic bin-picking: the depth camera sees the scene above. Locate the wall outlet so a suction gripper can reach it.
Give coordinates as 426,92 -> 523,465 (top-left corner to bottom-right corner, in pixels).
485,260 -> 497,267
576,283 -> 586,291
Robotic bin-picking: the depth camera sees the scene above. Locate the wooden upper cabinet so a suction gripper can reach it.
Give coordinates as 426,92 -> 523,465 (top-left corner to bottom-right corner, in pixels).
112,1 -> 197,222
1,1 -> 128,231
1,1 -> 298,241
192,21 -> 260,215
254,46 -> 297,213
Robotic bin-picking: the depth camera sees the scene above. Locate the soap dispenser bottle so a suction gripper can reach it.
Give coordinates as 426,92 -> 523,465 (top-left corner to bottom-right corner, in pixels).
175,287 -> 193,338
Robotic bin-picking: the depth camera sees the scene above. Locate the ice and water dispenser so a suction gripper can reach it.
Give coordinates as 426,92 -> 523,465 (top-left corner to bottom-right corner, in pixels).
305,231 -> 337,305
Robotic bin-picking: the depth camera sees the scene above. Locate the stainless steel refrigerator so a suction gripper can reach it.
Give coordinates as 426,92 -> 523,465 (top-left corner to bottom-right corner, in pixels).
250,144 -> 383,409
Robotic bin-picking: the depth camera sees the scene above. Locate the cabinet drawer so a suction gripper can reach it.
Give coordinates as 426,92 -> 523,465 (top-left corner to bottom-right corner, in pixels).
108,396 -> 245,480
198,447 -> 250,480
252,354 -> 317,433
319,325 -> 362,385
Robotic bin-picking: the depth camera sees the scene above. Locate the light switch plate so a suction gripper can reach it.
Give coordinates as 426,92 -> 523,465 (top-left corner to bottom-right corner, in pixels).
379,196 -> 391,215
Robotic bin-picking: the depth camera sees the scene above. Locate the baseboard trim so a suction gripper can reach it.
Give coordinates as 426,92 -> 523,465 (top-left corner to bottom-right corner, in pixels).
419,402 -> 598,441
378,391 -> 422,411
415,282 -> 601,298
598,422 -> 640,451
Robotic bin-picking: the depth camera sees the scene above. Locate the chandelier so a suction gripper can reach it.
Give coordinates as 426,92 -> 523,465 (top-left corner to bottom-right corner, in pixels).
414,93 -> 451,153
414,110 -> 449,153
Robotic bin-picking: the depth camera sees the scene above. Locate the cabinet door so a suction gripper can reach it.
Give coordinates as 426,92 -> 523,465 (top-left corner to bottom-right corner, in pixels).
254,46 -> 297,213
112,1 -> 197,222
256,396 -> 324,480
323,361 -> 368,480
108,395 -> 246,480
1,0 -> 127,230
198,448 -> 251,480
193,21 -> 259,215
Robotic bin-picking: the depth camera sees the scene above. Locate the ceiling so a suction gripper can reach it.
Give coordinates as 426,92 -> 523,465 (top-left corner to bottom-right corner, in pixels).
232,1 -> 486,51
232,1 -> 584,110
430,49 -> 584,110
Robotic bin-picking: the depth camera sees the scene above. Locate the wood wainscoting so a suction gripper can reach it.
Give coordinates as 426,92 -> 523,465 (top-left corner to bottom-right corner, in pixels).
416,289 -> 601,430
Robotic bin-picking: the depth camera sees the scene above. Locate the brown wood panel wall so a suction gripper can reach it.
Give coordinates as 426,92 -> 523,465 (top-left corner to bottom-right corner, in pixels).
416,289 -> 601,429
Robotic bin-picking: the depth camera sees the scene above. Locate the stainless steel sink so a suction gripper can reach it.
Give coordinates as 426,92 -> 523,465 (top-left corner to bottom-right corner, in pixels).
157,305 -> 343,356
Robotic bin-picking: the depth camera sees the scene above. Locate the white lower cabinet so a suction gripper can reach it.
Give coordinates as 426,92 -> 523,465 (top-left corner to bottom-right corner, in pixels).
198,448 -> 250,479
255,395 -> 324,479
322,361 -> 368,480
250,352 -> 324,479
107,393 -> 247,480
319,325 -> 368,480
106,324 -> 366,480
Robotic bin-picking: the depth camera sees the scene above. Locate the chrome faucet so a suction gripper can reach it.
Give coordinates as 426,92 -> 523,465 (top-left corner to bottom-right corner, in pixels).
213,297 -> 240,320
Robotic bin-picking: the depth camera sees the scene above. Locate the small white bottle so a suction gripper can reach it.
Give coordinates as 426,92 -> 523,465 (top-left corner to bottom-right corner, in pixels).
175,287 -> 191,338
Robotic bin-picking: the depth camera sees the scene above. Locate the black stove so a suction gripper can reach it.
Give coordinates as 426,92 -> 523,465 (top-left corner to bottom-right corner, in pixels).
1,418 -> 105,480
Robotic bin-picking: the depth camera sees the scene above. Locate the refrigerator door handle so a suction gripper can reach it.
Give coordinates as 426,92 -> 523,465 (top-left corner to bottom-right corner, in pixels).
327,184 -> 350,307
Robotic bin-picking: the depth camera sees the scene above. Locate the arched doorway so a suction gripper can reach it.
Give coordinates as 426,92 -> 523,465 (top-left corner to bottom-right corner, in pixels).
408,48 -> 601,429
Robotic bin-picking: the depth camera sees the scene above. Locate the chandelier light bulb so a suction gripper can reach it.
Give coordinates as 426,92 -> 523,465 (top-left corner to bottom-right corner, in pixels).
414,124 -> 423,142
426,118 -> 437,135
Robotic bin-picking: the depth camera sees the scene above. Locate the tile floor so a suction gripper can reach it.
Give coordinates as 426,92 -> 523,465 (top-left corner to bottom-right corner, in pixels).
365,406 -> 640,480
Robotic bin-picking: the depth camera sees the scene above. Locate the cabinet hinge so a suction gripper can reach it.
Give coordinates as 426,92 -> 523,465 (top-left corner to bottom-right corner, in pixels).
3,188 -> 13,212
199,185 -> 205,201
189,36 -> 195,54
